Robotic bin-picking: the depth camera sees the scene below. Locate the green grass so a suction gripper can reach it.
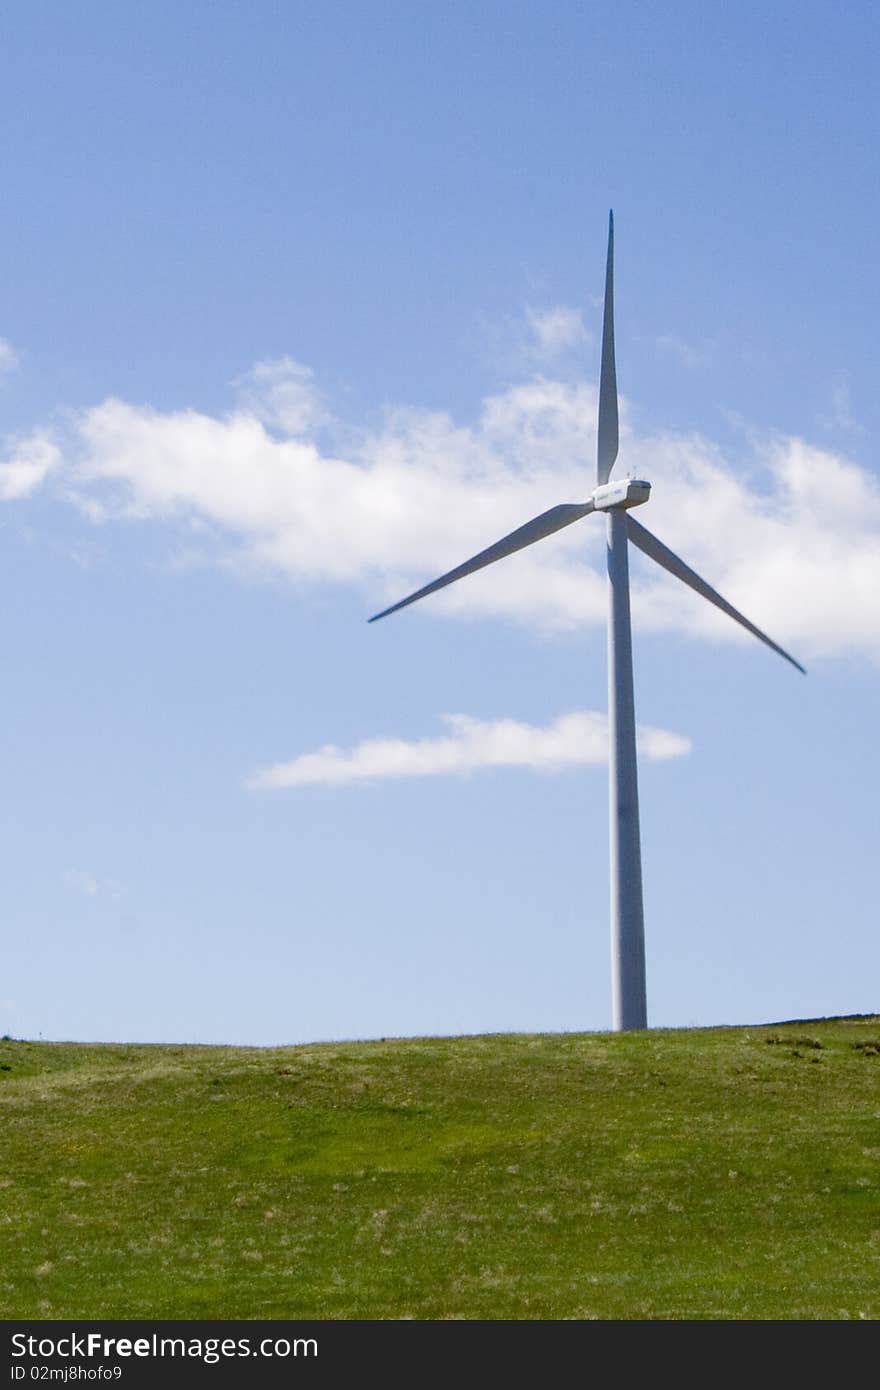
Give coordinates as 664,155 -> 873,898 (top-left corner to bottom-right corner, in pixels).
1,1018 -> 878,1320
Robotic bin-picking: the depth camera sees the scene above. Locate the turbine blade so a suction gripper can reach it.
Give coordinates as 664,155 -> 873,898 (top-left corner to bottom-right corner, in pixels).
626,515 -> 806,674
369,502 -> 595,622
597,210 -> 619,485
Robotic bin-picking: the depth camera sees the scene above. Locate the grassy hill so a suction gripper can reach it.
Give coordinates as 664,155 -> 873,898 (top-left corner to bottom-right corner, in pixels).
1,1018 -> 878,1320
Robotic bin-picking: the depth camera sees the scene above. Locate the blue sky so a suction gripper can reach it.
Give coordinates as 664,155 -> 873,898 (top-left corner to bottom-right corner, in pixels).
1,1 -> 878,1044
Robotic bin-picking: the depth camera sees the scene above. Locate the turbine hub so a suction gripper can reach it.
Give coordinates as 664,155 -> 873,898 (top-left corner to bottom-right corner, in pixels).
591,478 -> 651,511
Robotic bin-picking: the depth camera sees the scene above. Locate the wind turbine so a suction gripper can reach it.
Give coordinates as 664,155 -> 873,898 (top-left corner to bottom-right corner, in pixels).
369,212 -> 804,1031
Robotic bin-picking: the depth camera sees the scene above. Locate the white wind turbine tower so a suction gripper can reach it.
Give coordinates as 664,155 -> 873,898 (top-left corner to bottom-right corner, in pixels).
369,213 -> 805,1031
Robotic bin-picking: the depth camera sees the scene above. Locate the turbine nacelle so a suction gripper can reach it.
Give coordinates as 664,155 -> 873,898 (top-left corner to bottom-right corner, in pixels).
591,478 -> 651,511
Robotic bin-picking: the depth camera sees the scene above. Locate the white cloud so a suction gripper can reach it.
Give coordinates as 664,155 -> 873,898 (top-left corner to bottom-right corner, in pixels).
65,869 -> 99,896
246,710 -> 691,789
0,430 -> 60,500
64,869 -> 124,898
67,382 -> 604,620
526,306 -> 588,358
0,338 -> 19,375
630,433 -> 880,662
234,356 -> 327,435
5,357 -> 880,664
479,302 -> 590,373
820,371 -> 863,436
